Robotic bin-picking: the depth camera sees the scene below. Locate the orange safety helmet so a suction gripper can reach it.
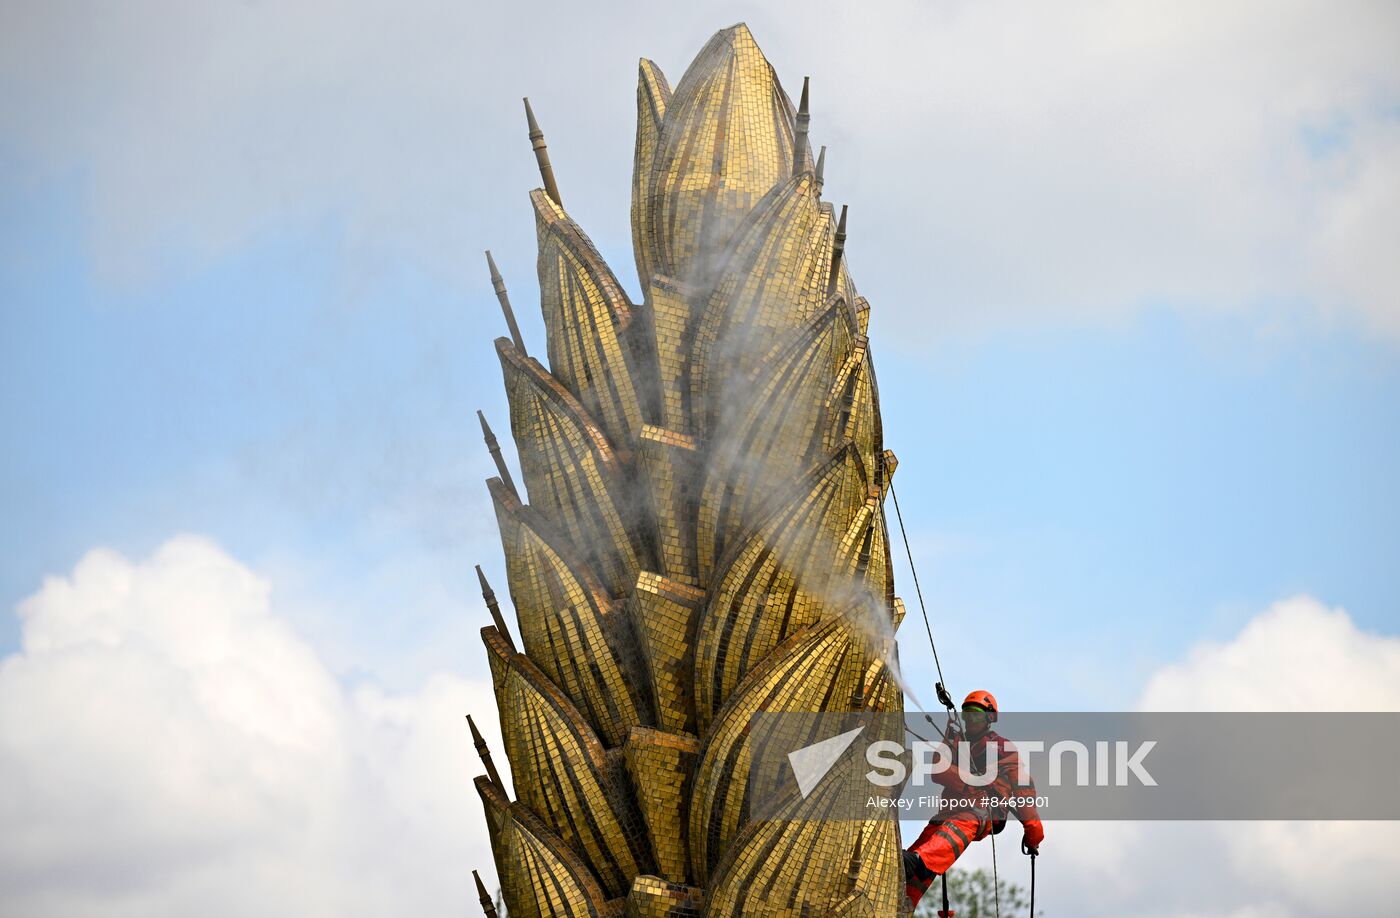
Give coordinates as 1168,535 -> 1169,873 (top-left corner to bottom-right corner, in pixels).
962,689 -> 998,722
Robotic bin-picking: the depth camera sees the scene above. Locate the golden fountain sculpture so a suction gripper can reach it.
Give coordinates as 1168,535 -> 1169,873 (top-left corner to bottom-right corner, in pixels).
473,23 -> 908,917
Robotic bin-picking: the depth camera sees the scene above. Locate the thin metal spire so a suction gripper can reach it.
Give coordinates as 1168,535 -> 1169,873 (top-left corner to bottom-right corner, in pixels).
523,97 -> 563,207
827,204 -> 848,296
847,825 -> 864,889
477,410 -> 519,498
792,76 -> 811,177
475,563 -> 517,652
466,713 -> 505,790
473,869 -> 500,918
484,250 -> 526,354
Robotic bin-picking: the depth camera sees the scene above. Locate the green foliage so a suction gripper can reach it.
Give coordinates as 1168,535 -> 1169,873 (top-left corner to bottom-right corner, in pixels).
914,867 -> 1037,918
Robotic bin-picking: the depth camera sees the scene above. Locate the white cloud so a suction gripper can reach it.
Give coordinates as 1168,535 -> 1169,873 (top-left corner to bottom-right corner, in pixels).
0,536 -> 505,918
817,0 -> 1400,340
1138,595 -> 1400,711
1042,596 -> 1400,917
1,1 -> 1397,341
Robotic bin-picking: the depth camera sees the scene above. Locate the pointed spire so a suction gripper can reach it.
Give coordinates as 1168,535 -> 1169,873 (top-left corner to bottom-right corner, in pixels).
827,204 -> 848,296
814,144 -> 827,189
847,826 -> 864,889
473,869 -> 500,918
484,250 -> 526,354
475,563 -> 517,652
467,713 -> 506,790
792,76 -> 811,177
477,410 -> 519,498
523,97 -> 563,207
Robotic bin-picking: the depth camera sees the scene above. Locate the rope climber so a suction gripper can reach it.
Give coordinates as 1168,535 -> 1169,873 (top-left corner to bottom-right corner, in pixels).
887,482 -> 1043,914
899,690 -> 1044,912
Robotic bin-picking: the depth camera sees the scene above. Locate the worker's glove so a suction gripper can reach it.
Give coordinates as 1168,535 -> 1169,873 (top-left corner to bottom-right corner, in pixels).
902,849 -> 922,880
1021,817 -> 1044,853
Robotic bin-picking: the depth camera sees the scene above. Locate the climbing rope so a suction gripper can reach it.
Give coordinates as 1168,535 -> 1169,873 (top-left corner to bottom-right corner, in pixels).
887,480 -> 962,742
888,480 -> 946,690
991,833 -> 1001,918
1030,847 -> 1036,916
1022,838 -> 1037,916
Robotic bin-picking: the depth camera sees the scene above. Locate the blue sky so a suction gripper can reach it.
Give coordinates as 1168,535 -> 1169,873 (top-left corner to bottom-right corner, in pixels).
2,3 -> 1399,916
5,168 -> 1397,706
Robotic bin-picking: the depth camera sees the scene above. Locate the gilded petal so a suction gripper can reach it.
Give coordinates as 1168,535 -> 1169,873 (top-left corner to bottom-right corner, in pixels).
696,298 -> 861,582
692,444 -> 878,731
485,628 -> 653,897
688,174 -> 836,437
534,189 -> 646,447
641,24 -> 797,288
707,783 -> 901,916
687,616 -> 873,882
490,479 -> 652,745
499,338 -> 650,595
475,774 -> 619,918
631,59 -> 672,291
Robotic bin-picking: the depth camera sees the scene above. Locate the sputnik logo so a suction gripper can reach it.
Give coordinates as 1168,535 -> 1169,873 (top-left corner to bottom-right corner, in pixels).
787,725 -> 867,797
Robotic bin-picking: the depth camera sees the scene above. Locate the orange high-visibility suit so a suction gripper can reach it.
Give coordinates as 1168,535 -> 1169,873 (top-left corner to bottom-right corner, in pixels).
904,728 -> 1045,909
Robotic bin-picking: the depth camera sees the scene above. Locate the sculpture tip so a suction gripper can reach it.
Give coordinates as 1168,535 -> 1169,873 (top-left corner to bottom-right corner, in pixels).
793,77 -> 812,177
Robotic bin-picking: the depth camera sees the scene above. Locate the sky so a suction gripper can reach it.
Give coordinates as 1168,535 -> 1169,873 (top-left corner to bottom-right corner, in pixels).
1,1 -> 1398,916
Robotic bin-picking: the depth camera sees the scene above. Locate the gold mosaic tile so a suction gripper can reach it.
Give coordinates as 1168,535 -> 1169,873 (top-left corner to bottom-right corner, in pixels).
687,615 -> 875,882
498,338 -> 650,595
631,61 -> 672,293
624,727 -> 701,884
635,427 -> 701,587
625,875 -> 704,918
483,628 -> 653,898
627,572 -> 705,735
476,775 -> 617,918
692,444 -> 887,730
696,299 -> 861,581
533,189 -> 645,449
489,480 -> 651,746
